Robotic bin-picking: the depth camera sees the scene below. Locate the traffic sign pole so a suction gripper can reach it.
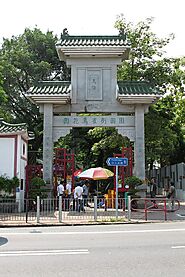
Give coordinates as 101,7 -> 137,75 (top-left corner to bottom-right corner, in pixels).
115,165 -> 118,219
106,157 -> 128,220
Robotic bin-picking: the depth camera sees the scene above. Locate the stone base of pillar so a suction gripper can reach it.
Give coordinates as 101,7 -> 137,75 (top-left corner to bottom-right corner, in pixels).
45,184 -> 54,198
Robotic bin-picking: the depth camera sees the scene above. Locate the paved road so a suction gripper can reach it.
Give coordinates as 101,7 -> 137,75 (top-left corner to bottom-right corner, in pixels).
1,223 -> 185,276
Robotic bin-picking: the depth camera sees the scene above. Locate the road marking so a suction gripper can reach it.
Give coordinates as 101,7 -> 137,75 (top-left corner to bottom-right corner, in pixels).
0,249 -> 89,257
171,246 -> 185,249
1,228 -> 185,236
176,214 -> 185,218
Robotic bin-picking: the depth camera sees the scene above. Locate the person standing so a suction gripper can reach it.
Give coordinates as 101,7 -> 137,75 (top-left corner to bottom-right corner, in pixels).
66,181 -> 72,210
57,181 -> 64,197
167,182 -> 176,211
82,180 -> 89,207
57,181 -> 64,209
66,181 -> 72,196
74,182 -> 84,212
150,178 -> 158,208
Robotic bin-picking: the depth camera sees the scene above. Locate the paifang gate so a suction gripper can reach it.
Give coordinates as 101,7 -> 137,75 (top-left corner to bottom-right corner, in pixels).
25,33 -> 162,191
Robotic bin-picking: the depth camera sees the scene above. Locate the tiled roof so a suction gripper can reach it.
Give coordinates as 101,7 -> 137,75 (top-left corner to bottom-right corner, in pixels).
57,35 -> 127,47
26,81 -> 71,104
27,81 -> 71,96
0,120 -> 27,134
117,81 -> 161,95
117,81 -> 161,104
26,80 -> 161,105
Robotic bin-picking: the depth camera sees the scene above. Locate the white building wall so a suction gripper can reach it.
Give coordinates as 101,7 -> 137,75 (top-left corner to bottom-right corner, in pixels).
21,136 -> 28,192
0,138 -> 15,178
16,135 -> 21,178
0,135 -> 28,190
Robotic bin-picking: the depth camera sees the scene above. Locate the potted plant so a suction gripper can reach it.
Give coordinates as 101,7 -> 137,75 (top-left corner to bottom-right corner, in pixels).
124,176 -> 143,209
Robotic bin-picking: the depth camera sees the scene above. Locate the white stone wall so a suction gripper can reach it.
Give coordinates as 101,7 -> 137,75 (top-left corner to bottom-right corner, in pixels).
0,137 -> 15,178
62,58 -> 133,114
19,136 -> 28,191
0,135 -> 27,189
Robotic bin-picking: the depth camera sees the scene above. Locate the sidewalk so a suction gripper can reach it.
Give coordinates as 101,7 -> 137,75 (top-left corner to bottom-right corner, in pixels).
131,202 -> 185,222
1,199 -> 185,227
1,208 -> 185,227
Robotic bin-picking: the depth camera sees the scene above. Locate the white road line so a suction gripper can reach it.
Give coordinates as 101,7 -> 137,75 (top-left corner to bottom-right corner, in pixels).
0,249 -> 89,257
171,246 -> 185,249
1,228 -> 185,236
176,214 -> 185,218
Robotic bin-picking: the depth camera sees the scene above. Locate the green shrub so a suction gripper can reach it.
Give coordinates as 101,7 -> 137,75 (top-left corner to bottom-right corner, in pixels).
125,176 -> 143,197
28,177 -> 47,199
0,176 -> 19,194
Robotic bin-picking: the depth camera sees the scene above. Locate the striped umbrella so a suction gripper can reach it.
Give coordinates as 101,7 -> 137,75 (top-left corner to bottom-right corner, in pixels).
77,167 -> 114,180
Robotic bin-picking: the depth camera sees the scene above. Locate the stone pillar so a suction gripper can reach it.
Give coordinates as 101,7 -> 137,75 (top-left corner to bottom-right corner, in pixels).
43,104 -> 53,191
134,105 -> 145,180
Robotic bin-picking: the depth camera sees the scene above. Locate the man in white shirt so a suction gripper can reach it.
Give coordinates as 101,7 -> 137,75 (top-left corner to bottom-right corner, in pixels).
66,182 -> 72,196
74,183 -> 85,212
56,181 -> 64,210
66,181 -> 72,210
57,182 -> 64,196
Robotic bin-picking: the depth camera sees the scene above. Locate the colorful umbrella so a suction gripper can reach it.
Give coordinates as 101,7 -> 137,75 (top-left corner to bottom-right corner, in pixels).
77,167 -> 114,180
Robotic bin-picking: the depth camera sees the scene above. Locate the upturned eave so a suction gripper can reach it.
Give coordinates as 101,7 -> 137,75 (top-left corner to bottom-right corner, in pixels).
56,46 -> 130,61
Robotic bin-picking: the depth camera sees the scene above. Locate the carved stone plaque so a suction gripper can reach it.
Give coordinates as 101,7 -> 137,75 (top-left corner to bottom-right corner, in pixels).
86,69 -> 102,100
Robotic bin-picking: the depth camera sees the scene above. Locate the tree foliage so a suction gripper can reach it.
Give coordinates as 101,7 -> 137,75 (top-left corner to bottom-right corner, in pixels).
0,28 -> 70,163
0,176 -> 19,194
56,127 -> 129,169
28,177 -> 47,200
115,15 -> 185,167
115,15 -> 174,83
0,20 -> 184,171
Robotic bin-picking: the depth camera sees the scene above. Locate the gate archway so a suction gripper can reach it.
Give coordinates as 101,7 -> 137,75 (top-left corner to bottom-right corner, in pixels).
25,34 -> 161,190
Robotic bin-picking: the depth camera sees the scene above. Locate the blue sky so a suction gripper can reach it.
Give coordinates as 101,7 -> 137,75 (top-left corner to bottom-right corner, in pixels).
1,0 -> 184,57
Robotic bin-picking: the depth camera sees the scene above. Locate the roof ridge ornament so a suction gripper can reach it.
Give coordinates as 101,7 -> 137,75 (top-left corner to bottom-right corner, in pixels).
2,121 -> 27,127
61,28 -> 69,39
0,119 -> 30,137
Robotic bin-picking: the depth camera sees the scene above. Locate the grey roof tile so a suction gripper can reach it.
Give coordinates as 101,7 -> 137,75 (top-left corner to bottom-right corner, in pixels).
117,81 -> 161,95
27,81 -> 71,96
57,35 -> 127,47
0,120 -> 27,134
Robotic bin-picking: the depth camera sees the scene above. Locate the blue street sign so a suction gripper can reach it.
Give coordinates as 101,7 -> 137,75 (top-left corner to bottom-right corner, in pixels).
106,157 -> 128,166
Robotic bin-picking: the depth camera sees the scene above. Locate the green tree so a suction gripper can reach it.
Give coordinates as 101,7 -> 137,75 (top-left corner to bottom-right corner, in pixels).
88,127 -> 129,167
56,127 -> 129,169
115,15 -> 174,83
115,15 -> 185,167
0,28 -> 70,163
0,68 -> 8,119
56,127 -> 94,169
28,177 -> 47,200
145,106 -> 179,168
0,176 -> 19,195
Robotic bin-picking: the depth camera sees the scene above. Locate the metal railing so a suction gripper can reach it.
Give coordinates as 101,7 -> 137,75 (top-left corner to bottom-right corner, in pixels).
0,196 -> 183,223
44,196 -> 127,223
130,197 -> 180,221
0,198 -> 36,221
0,196 -> 128,223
